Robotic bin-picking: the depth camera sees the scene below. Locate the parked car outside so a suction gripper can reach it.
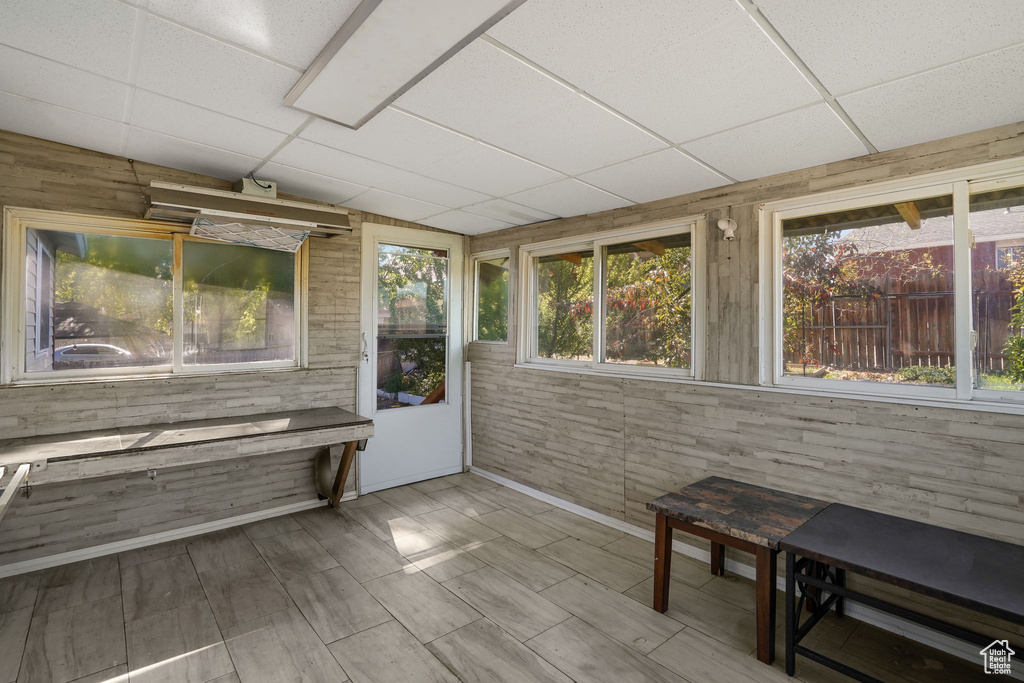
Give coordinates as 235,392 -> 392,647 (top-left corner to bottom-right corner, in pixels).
52,343 -> 133,369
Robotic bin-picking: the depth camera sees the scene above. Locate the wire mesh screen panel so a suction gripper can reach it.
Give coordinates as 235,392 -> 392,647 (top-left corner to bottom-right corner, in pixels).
190,218 -> 309,253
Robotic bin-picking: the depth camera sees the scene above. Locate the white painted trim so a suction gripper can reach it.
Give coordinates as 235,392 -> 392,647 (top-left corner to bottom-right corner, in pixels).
464,361 -> 473,469
469,466 -> 1016,674
0,495 -> 350,578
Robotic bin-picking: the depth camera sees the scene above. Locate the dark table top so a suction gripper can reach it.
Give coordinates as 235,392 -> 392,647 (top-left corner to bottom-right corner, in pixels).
0,407 -> 372,465
781,504 -> 1024,626
646,476 -> 829,549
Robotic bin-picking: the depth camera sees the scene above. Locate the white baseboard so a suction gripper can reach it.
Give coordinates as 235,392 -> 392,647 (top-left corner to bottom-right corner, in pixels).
470,467 -> 1007,675
0,495 -> 347,578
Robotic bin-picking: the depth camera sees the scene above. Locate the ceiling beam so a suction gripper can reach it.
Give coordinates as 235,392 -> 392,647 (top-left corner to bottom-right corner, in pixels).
894,202 -> 922,230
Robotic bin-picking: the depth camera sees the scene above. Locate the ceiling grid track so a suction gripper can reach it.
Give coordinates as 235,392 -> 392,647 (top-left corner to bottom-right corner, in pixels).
118,0 -> 149,156
734,0 -> 879,155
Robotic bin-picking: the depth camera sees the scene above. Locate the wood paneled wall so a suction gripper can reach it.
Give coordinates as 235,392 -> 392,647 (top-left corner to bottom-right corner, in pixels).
0,130 -> 435,566
468,122 -> 1024,637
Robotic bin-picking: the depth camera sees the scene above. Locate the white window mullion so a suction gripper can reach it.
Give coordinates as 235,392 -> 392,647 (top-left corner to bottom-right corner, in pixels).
952,180 -> 973,400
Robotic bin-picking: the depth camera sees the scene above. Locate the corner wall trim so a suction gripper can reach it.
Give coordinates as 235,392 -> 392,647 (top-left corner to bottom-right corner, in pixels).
469,467 -> 995,673
0,495 -> 342,578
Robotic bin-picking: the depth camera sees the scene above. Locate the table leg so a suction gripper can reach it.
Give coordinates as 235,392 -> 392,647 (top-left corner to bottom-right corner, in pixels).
710,541 -> 725,576
785,552 -> 796,676
835,567 -> 846,618
329,441 -> 358,508
755,546 -> 778,664
653,513 -> 672,613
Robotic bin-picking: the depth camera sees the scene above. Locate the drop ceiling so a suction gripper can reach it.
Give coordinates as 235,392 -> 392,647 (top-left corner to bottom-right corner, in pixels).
1,0 -> 1022,235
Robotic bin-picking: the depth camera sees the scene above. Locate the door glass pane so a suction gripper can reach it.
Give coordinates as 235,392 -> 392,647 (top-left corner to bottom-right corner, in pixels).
376,244 -> 448,410
182,241 -> 295,365
781,195 -> 955,386
536,250 -> 594,361
476,256 -> 509,342
26,228 -> 173,373
970,186 -> 1024,392
604,233 -> 691,369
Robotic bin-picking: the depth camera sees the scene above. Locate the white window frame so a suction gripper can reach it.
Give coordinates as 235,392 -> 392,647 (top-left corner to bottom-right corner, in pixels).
2,207 -> 308,385
759,156 -> 1024,408
470,248 -> 511,344
34,239 -> 53,355
517,216 -> 705,381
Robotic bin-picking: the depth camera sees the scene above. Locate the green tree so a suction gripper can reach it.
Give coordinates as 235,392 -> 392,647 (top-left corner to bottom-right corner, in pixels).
537,256 -> 593,360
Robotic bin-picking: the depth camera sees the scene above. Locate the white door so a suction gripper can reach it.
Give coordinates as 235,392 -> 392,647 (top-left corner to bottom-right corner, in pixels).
357,223 -> 464,493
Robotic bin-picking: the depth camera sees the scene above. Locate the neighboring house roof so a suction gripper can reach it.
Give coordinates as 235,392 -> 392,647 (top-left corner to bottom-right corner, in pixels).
839,208 -> 1023,255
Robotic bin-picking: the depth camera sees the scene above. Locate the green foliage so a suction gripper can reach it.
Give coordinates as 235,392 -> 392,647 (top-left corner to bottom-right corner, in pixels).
476,263 -> 508,342
1004,257 -> 1024,383
537,257 -> 594,360
896,365 -> 956,385
605,246 -> 692,367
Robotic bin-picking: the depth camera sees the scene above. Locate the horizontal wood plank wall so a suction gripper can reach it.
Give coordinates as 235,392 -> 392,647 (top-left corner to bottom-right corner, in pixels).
468,122 -> 1024,638
0,130 -> 435,566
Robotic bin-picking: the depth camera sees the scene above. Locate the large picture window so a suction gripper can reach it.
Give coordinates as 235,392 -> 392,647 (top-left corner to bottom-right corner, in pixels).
3,210 -> 305,383
764,160 -> 1024,406
520,219 -> 704,378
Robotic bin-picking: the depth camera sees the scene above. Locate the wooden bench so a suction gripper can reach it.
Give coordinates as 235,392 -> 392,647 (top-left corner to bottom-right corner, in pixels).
782,503 -> 1024,681
647,477 -> 828,664
0,407 -> 373,508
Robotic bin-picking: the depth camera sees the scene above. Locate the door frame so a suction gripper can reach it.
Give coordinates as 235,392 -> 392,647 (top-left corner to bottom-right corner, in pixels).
357,222 -> 465,492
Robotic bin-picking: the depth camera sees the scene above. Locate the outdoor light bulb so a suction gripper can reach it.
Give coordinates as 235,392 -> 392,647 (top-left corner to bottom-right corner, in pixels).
718,218 -> 737,241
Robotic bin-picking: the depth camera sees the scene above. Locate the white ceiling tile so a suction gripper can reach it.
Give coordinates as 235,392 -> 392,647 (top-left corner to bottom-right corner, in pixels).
272,138 -> 488,207
368,169 -> 490,209
682,104 -> 867,181
259,162 -> 367,204
136,17 -> 308,133
0,91 -> 125,156
342,189 -> 448,222
839,43 -> 1024,152
589,15 -> 820,143
395,39 -> 577,141
418,142 -> 563,197
0,0 -> 136,80
462,198 -> 556,226
0,45 -> 128,120
579,149 -> 730,204
130,90 -> 288,158
147,0 -> 361,69
125,128 -> 260,181
419,211 -> 514,235
758,0 -> 1024,95
301,108 -> 475,171
506,179 -> 631,217
484,94 -> 667,175
488,0 -> 744,91
271,137 -> 394,185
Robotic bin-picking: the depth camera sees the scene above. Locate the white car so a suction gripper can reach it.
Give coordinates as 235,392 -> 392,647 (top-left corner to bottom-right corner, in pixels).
52,343 -> 133,369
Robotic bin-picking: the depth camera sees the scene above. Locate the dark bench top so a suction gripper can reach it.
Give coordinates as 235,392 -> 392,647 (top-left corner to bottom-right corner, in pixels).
0,407 -> 372,467
780,503 -> 1024,626
647,476 -> 828,549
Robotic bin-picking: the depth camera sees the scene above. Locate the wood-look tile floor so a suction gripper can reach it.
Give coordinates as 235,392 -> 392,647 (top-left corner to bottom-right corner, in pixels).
0,473 -> 991,683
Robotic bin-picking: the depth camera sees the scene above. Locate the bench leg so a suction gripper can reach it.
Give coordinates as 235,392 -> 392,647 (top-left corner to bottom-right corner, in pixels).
785,552 -> 796,676
710,541 -> 725,576
755,546 -> 777,664
653,513 -> 672,613
329,441 -> 358,508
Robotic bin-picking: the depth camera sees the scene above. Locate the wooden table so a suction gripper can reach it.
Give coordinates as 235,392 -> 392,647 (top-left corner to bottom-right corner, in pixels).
647,477 -> 828,664
0,407 -> 373,507
781,503 -> 1024,681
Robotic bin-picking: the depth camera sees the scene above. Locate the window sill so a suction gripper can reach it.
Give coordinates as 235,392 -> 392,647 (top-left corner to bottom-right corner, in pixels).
513,361 -> 696,383
511,362 -> 1024,415
5,364 -> 306,388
